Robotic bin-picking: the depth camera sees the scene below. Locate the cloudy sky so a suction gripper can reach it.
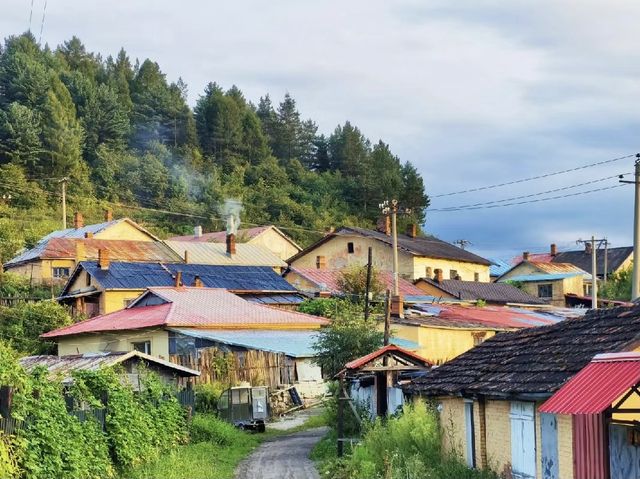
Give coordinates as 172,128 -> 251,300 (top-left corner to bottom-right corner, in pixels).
3,0 -> 639,258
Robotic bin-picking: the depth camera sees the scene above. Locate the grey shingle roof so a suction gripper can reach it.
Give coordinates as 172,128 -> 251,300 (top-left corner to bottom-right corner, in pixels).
419,278 -> 547,304
552,246 -> 633,277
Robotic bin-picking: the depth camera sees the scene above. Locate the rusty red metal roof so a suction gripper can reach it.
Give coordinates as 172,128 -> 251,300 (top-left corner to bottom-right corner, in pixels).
288,268 -> 424,296
540,353 -> 640,414
43,287 -> 329,338
344,344 -> 432,370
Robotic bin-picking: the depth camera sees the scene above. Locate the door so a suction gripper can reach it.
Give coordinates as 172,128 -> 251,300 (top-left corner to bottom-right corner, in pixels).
610,424 -> 640,479
464,400 -> 475,468
510,401 -> 536,479
540,413 -> 559,479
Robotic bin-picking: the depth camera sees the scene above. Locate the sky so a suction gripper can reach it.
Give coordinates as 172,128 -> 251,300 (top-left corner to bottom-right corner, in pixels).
2,0 -> 640,259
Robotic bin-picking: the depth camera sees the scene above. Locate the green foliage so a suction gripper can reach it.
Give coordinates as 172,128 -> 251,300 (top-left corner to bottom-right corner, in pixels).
312,300 -> 384,377
0,433 -> 20,479
600,267 -> 632,301
298,298 -> 340,318
320,401 -> 498,479
194,382 -> 226,414
0,300 -> 72,354
337,264 -> 384,300
189,414 -> 238,445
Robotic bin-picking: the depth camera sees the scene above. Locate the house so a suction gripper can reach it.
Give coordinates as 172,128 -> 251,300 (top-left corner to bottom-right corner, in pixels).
19,350 -> 199,389
488,258 -> 511,282
169,225 -> 302,262
496,260 -> 591,307
512,243 -> 634,280
404,305 -> 640,479
283,267 -> 426,300
43,287 -> 329,393
414,270 -> 547,305
164,239 -> 287,272
58,260 -> 305,317
287,224 -> 491,282
3,211 -> 160,282
392,302 -> 571,364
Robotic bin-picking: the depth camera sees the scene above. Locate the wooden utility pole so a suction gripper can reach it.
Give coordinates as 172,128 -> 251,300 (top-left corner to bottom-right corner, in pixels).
59,177 -> 68,229
383,289 -> 391,346
620,155 -> 640,300
337,375 -> 344,457
577,237 -> 606,309
364,247 -> 373,321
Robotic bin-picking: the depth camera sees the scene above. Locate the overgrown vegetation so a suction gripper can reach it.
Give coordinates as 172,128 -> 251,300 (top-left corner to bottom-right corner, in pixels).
0,32 -> 430,260
600,267 -> 632,301
315,401 -> 498,479
0,340 -> 188,478
336,264 -> 384,300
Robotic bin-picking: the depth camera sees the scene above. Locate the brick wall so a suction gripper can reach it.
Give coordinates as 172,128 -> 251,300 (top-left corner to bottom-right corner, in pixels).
439,397 -> 466,461
484,400 -> 512,477
557,414 -> 574,479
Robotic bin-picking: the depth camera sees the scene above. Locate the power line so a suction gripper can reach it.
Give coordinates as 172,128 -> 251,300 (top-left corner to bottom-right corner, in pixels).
431,153 -> 637,198
38,0 -> 47,44
428,183 -> 627,212
431,173 -> 628,211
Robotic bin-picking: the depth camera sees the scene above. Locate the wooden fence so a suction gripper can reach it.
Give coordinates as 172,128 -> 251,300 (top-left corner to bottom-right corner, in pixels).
171,347 -> 296,389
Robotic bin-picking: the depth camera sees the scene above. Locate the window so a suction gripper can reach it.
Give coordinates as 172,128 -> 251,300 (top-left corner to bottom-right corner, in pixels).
584,283 -> 593,296
347,242 -> 354,254
538,283 -> 553,298
472,332 -> 487,345
123,298 -> 136,308
132,341 -> 151,354
449,269 -> 458,280
85,273 -> 91,287
474,272 -> 480,282
425,267 -> 432,278
52,267 -> 70,278
316,255 -> 326,269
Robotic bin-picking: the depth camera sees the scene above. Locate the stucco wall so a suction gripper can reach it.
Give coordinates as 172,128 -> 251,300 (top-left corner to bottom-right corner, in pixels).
99,289 -> 145,314
94,221 -> 155,241
6,258 -> 75,282
248,229 -> 300,262
412,257 -> 490,282
57,329 -> 170,359
284,270 -> 325,295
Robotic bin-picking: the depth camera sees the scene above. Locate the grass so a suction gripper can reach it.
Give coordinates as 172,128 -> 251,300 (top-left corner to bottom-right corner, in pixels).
126,409 -> 328,479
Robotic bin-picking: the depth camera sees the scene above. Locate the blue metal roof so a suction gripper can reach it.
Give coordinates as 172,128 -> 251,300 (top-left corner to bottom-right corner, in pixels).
77,262 -> 296,292
489,258 -> 512,277
169,328 -> 419,357
40,220 -> 120,242
500,273 -> 584,282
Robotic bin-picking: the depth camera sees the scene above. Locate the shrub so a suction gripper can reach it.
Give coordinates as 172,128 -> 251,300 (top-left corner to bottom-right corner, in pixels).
0,434 -> 20,479
189,414 -> 239,445
194,382 -> 226,413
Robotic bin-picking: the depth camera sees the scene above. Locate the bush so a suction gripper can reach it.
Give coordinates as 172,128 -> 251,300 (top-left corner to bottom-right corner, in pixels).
194,382 -> 226,413
189,414 -> 238,446
0,434 -> 20,479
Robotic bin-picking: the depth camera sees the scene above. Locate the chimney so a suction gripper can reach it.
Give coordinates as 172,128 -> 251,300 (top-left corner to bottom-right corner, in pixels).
523,251 -> 530,261
585,242 -> 592,255
184,250 -> 189,263
194,225 -> 203,238
550,243 -> 557,256
98,249 -> 109,270
434,268 -> 444,283
406,223 -> 417,238
226,233 -> 236,255
376,216 -> 391,236
76,241 -> 86,261
318,291 -> 332,298
391,294 -> 404,318
73,212 -> 84,229
316,255 -> 327,270
104,209 -> 113,222
174,271 -> 182,287
84,232 -> 93,239
192,275 -> 203,287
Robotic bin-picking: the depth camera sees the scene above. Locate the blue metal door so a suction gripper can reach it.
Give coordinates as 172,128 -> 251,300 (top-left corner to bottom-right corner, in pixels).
540,413 -> 559,479
610,424 -> 640,479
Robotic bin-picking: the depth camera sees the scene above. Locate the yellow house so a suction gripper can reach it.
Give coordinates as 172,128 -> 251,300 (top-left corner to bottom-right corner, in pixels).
388,303 -> 564,364
168,225 -> 301,262
496,260 -> 590,307
404,304 -> 640,479
3,211 -> 159,283
287,225 -> 491,282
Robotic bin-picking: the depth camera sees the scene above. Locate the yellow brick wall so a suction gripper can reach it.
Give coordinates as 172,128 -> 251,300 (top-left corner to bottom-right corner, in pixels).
557,414 -> 573,479
57,329 -> 170,359
439,397 -> 466,461
484,400 -> 512,476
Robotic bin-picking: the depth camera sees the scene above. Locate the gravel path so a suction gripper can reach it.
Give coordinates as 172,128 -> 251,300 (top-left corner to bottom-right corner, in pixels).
235,427 -> 329,479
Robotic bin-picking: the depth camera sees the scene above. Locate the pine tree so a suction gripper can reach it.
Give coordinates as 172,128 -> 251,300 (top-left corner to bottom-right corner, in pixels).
0,102 -> 43,171
256,94 -> 278,151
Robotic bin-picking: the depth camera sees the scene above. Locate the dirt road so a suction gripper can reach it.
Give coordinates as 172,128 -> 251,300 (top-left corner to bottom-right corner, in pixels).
235,427 -> 328,479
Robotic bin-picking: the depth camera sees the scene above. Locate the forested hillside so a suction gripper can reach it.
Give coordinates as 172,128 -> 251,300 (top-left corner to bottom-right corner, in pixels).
0,32 -> 429,262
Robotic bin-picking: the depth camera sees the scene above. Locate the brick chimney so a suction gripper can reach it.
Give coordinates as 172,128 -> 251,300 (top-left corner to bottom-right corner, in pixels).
406,223 -> 417,238
550,243 -> 557,256
391,294 -> 404,318
194,225 -> 203,238
434,268 -> 443,283
76,241 -> 86,261
174,271 -> 182,287
84,232 -> 93,239
523,251 -> 530,261
376,216 -> 391,236
192,275 -> 203,287
184,250 -> 189,263
98,249 -> 109,270
104,209 -> 113,222
316,255 -> 327,270
226,233 -> 236,255
73,212 -> 84,229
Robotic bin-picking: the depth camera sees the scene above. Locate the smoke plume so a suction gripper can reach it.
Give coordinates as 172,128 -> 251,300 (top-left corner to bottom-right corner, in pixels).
221,198 -> 243,235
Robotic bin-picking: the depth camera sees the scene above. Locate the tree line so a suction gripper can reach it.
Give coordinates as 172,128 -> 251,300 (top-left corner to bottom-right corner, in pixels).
0,32 -> 429,258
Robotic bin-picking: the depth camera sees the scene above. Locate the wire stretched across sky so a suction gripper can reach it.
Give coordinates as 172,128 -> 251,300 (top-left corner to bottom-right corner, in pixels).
431,152 -> 637,198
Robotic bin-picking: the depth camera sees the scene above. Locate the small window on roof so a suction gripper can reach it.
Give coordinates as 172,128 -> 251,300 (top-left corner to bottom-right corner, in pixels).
449,269 -> 458,280
425,267 -> 432,278
474,272 -> 480,282
347,242 -> 354,254
538,283 -> 553,298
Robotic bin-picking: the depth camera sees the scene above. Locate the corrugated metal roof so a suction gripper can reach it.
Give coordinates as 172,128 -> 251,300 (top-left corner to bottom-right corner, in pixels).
164,241 -> 287,267
489,258 -> 512,277
539,353 -> 640,414
168,226 -> 303,251
19,350 -> 199,379
501,273 -> 586,282
344,344 -> 431,370
287,268 -> 424,296
511,252 -> 554,264
43,287 -> 329,338
242,293 -> 305,305
531,261 -> 588,274
65,262 -> 296,293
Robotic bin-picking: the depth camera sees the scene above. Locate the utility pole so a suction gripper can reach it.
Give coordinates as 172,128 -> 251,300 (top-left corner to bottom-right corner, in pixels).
59,177 -> 68,229
577,237 -> 606,309
454,239 -> 471,250
603,239 -> 609,284
364,247 -> 373,321
379,199 -> 412,297
620,155 -> 640,300
383,289 -> 391,346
